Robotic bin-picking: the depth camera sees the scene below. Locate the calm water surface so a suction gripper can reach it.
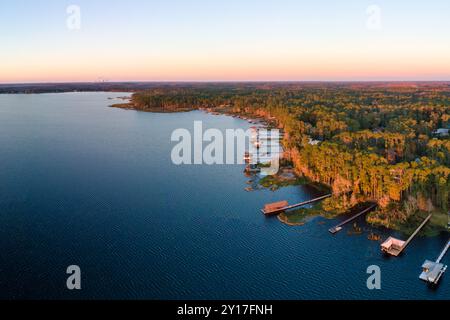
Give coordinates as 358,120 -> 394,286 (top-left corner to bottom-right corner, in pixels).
0,92 -> 448,299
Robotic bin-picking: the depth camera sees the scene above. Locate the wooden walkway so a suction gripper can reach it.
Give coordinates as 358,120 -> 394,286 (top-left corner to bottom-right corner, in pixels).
328,204 -> 377,234
261,194 -> 332,215
436,240 -> 450,264
403,214 -> 433,251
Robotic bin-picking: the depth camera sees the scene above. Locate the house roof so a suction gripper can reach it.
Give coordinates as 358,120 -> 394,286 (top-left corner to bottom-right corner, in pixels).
422,260 -> 435,269
423,262 -> 446,282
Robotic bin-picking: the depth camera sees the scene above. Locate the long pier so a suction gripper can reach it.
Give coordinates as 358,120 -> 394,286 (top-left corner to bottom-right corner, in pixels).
382,214 -> 432,257
436,240 -> 450,264
261,194 -> 332,216
328,204 -> 377,234
403,214 -> 433,250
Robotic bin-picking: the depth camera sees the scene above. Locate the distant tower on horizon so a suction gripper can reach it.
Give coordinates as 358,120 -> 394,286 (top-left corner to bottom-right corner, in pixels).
97,77 -> 109,83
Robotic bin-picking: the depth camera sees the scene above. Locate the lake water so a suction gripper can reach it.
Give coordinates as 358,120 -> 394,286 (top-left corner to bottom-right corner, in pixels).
0,92 -> 448,300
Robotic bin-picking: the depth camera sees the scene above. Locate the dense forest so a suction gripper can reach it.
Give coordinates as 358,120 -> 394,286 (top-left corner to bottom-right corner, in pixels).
119,82 -> 450,230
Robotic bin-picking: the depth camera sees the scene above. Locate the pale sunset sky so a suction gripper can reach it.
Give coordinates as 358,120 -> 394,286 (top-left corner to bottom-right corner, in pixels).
1,0 -> 450,83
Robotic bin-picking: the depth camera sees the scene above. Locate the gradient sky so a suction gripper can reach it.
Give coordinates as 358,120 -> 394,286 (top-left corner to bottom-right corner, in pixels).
1,0 -> 450,83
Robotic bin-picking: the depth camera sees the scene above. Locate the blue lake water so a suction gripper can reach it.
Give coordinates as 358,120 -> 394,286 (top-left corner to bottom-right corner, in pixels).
0,92 -> 448,300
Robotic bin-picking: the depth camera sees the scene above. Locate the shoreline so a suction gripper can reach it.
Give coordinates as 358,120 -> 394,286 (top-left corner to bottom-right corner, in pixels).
111,95 -> 448,237
110,100 -> 196,114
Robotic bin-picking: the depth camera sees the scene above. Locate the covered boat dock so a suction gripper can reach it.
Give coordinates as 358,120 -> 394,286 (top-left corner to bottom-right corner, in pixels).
419,239 -> 449,285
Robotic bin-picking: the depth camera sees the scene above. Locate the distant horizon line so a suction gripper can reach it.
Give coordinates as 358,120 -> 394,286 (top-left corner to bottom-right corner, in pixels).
2,80 -> 450,86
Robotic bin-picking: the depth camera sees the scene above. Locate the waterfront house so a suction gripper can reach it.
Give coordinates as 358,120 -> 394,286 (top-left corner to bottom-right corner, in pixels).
433,128 -> 449,137
308,138 -> 321,146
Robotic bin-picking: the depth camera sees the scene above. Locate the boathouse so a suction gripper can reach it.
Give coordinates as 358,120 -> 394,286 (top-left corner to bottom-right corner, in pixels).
262,201 -> 289,215
419,260 -> 447,284
381,237 -> 406,256
419,239 -> 449,285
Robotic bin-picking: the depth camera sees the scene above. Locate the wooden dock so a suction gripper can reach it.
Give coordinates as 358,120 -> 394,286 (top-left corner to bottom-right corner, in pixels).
403,214 -> 433,250
436,240 -> 450,264
328,204 -> 377,234
419,239 -> 449,285
381,214 -> 432,257
261,194 -> 332,216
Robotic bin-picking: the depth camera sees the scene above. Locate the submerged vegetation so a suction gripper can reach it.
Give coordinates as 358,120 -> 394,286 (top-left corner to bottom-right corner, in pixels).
116,82 -> 450,232
278,202 -> 326,226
